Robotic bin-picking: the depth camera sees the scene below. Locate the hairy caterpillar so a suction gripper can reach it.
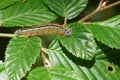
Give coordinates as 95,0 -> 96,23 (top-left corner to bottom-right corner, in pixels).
15,24 -> 71,37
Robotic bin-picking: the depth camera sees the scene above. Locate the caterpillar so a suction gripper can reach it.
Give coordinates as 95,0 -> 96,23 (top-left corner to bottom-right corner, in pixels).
15,24 -> 71,37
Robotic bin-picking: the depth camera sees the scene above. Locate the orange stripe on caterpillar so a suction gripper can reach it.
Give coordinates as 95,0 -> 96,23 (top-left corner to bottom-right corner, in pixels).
15,24 -> 71,37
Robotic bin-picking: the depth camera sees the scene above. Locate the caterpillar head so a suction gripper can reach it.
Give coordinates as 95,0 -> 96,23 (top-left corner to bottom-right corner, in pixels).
14,30 -> 21,36
64,28 -> 72,37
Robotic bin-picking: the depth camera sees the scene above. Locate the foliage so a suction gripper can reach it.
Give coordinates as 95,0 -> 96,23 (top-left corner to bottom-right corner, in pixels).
0,0 -> 20,9
0,0 -> 57,27
0,0 -> 120,80
44,0 -> 88,19
5,37 -> 41,80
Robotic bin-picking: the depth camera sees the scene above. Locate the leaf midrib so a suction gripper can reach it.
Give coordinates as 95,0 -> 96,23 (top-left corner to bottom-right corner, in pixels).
13,38 -> 30,78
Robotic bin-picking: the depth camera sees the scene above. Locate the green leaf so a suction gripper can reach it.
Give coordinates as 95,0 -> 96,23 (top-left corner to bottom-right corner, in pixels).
0,61 -> 4,72
5,36 -> 41,80
28,67 -> 83,80
58,22 -> 96,60
97,15 -> 120,28
88,23 -> 120,49
47,41 -> 120,80
0,61 -> 9,80
44,0 -> 88,19
0,0 -> 57,27
0,0 -> 20,9
94,47 -> 107,60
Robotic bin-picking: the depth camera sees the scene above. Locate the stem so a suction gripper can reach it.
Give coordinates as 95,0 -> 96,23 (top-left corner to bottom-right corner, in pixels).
41,47 -> 48,53
79,0 -> 120,22
0,33 -> 15,38
100,0 -> 120,11
41,48 -> 53,67
62,17 -> 67,27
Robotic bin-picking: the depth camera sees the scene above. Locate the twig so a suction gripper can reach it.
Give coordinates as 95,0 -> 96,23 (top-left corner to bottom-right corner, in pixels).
41,47 -> 48,53
0,33 -> 15,38
62,17 -> 67,28
99,0 -> 120,11
79,0 -> 120,22
41,48 -> 53,67
41,52 -> 53,67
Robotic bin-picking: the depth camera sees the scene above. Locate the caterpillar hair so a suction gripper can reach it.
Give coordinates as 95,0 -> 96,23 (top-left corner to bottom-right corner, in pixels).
15,24 -> 71,37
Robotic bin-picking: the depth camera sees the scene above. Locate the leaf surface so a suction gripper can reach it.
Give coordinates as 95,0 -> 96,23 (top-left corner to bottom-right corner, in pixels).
58,22 -> 96,60
5,37 -> 41,80
88,23 -> 120,49
0,61 -> 9,80
0,0 -> 57,27
47,41 -> 120,80
28,67 -> 83,80
97,15 -> 120,28
44,0 -> 87,19
0,0 -> 20,9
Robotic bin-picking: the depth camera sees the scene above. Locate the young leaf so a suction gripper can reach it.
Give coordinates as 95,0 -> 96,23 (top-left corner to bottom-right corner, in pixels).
44,0 -> 88,19
58,22 -> 96,60
0,0 -> 57,27
88,23 -> 120,49
27,67 -> 83,80
5,37 -> 41,80
0,0 -> 20,9
47,41 -> 120,80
